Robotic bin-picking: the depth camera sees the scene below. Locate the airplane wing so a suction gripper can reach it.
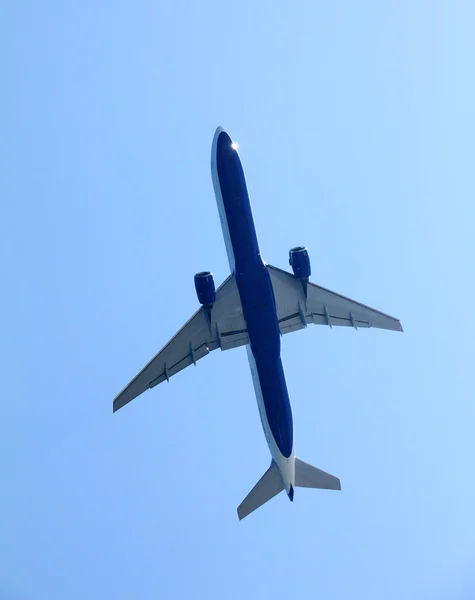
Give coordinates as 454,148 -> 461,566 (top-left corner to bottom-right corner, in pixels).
113,274 -> 248,412
267,265 -> 403,335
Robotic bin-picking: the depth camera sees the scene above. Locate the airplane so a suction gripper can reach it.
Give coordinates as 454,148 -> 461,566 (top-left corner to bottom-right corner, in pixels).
113,127 -> 403,520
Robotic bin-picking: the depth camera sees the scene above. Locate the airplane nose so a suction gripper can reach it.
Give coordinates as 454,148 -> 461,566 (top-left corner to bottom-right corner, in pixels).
216,129 -> 234,154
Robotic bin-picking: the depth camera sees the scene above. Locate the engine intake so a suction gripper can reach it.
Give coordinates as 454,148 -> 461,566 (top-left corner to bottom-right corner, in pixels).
194,271 -> 216,307
289,246 -> 311,280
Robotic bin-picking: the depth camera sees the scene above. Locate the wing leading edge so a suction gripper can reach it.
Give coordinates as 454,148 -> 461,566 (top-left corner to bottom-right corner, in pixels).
267,265 -> 403,335
113,274 -> 248,412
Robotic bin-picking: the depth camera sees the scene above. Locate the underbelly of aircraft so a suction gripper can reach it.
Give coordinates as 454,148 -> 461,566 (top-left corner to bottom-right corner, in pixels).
236,262 -> 294,459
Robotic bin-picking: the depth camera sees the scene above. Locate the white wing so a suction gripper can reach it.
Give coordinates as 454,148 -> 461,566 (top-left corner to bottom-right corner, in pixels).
267,265 -> 403,335
113,274 -> 248,412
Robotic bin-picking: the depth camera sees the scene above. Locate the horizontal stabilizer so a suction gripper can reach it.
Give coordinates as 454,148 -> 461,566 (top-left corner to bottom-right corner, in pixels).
295,458 -> 341,490
237,461 -> 284,520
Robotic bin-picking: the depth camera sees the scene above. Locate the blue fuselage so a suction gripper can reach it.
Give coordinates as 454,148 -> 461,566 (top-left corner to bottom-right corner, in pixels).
213,130 -> 294,460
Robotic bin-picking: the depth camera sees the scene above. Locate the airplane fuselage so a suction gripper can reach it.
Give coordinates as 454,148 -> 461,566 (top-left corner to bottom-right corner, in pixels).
211,128 -> 295,499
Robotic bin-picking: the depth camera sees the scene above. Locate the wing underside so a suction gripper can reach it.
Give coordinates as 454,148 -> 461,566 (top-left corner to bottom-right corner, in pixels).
113,265 -> 402,412
267,265 -> 403,335
113,274 -> 248,412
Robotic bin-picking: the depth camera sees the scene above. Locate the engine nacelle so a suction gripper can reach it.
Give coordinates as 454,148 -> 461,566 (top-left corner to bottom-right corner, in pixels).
289,246 -> 311,280
194,271 -> 216,307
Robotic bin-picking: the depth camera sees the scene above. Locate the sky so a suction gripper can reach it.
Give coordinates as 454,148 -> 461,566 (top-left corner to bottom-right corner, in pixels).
1,1 -> 475,598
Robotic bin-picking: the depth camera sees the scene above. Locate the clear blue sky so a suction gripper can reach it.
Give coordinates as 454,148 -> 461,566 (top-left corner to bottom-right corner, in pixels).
1,1 -> 474,598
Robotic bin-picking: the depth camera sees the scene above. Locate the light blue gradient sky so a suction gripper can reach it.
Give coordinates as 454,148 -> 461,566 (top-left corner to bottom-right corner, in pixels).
1,1 -> 474,598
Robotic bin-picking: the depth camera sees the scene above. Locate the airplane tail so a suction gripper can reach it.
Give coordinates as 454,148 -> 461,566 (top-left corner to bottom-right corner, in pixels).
294,458 -> 341,490
237,460 -> 284,520
237,458 -> 341,520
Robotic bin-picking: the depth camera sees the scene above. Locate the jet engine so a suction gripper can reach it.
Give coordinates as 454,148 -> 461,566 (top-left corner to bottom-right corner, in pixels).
289,246 -> 311,280
194,271 -> 216,307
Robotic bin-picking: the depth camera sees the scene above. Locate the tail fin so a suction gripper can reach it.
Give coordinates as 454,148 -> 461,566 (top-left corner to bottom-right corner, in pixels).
237,458 -> 341,520
295,458 -> 341,490
237,460 -> 284,520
